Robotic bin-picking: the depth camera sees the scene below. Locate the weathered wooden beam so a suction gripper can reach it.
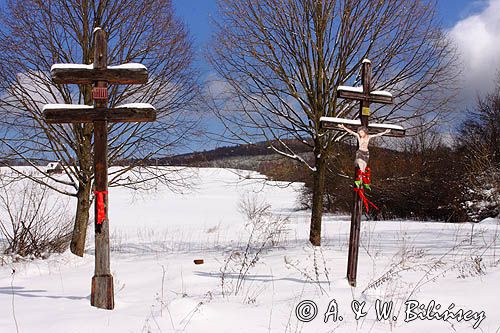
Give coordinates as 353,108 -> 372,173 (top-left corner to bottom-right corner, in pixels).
44,106 -> 156,124
337,90 -> 393,105
51,67 -> 148,85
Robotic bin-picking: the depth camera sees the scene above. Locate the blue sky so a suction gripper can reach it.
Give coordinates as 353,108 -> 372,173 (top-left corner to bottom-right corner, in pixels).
0,0 -> 492,89
172,0 -> 218,76
435,0 -> 488,27
173,0 -> 487,73
0,0 -> 493,83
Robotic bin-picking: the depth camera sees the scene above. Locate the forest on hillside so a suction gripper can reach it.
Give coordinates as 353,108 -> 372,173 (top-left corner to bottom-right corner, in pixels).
169,87 -> 499,223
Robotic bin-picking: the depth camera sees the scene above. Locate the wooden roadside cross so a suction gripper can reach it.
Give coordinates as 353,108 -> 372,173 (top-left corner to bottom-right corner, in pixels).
320,59 -> 405,287
43,28 -> 156,309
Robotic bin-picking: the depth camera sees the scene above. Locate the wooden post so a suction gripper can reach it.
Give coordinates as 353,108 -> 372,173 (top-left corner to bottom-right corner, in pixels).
347,60 -> 371,287
319,59 -> 404,287
90,28 -> 114,310
347,188 -> 363,286
43,27 -> 156,309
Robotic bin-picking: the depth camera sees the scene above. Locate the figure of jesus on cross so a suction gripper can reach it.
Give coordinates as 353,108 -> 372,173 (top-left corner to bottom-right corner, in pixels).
339,124 -> 391,172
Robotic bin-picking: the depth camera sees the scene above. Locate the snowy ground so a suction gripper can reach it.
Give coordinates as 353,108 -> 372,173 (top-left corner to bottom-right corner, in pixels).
0,167 -> 499,332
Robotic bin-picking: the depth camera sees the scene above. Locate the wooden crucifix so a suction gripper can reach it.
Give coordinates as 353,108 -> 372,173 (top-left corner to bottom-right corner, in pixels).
43,28 -> 156,309
320,59 -> 405,287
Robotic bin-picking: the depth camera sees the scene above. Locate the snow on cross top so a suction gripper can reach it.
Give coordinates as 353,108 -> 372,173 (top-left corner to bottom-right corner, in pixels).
51,63 -> 94,71
337,85 -> 393,97
43,104 -> 93,111
338,85 -> 363,93
108,63 -> 147,70
51,63 -> 147,71
116,103 -> 155,110
371,90 -> 393,97
319,117 -> 404,130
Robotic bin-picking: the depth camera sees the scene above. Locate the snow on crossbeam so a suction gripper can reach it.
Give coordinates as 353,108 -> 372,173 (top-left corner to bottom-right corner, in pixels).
371,90 -> 392,97
43,104 -> 93,111
51,62 -> 147,72
116,103 -> 156,109
320,116 -> 405,137
51,62 -> 148,85
108,63 -> 147,70
338,85 -> 363,93
51,64 -> 94,71
337,86 -> 393,99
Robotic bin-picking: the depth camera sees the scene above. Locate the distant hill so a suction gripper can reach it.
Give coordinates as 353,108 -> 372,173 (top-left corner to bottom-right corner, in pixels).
158,140 -> 312,170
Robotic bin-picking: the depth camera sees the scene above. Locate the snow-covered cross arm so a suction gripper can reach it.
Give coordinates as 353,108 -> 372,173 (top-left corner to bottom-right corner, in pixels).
43,103 -> 156,123
335,59 -> 394,105
51,62 -> 148,85
320,116 -> 406,137
336,85 -> 393,104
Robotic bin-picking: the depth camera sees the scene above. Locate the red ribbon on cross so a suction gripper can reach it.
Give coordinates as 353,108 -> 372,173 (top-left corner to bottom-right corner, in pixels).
94,190 -> 108,224
354,187 -> 379,212
354,167 -> 379,212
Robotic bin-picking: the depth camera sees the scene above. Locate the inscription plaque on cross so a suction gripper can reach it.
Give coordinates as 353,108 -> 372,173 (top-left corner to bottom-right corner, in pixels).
320,59 -> 405,287
43,27 -> 156,309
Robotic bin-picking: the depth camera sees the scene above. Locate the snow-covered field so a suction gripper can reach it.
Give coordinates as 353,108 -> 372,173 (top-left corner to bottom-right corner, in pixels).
0,167 -> 499,332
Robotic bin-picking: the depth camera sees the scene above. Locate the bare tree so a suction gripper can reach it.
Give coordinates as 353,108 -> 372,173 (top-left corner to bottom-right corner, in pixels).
0,0 -> 200,256
208,0 -> 458,245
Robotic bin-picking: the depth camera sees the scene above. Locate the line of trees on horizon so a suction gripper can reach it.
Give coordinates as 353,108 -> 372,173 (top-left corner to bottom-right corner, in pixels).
259,89 -> 499,223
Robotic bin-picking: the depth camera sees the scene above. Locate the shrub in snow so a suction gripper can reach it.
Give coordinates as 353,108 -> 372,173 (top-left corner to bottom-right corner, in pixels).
461,170 -> 500,222
457,256 -> 486,279
220,194 -> 289,297
0,180 -> 72,259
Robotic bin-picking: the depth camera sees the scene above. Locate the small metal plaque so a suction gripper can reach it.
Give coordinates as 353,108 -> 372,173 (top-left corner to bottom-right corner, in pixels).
92,87 -> 108,100
362,107 -> 370,116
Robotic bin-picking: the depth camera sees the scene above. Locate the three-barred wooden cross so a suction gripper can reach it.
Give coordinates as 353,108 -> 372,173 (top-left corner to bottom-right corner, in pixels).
43,28 -> 156,309
320,59 -> 405,287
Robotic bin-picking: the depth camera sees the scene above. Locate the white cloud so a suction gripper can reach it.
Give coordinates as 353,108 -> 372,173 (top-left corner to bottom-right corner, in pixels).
449,0 -> 500,99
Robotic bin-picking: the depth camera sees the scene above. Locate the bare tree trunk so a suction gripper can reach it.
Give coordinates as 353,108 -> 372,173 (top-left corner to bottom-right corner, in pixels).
71,179 -> 92,257
70,79 -> 94,257
309,152 -> 326,246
